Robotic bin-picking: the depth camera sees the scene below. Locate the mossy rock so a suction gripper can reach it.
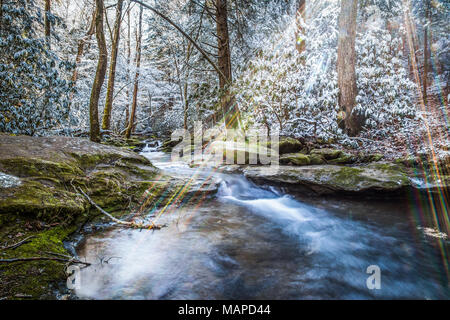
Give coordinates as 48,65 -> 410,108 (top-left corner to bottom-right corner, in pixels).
310,148 -> 343,160
328,153 -> 357,165
267,137 -> 303,155
0,218 -> 83,299
280,153 -> 311,166
309,153 -> 326,165
0,134 -> 222,298
243,163 -> 411,195
357,152 -> 384,163
278,137 -> 303,154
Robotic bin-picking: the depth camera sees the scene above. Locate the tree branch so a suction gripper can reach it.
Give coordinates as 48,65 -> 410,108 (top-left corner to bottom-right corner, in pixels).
130,0 -> 229,84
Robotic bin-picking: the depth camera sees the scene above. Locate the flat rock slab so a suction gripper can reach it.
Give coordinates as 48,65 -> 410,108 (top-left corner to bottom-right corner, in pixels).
0,134 -> 148,164
242,163 -> 413,195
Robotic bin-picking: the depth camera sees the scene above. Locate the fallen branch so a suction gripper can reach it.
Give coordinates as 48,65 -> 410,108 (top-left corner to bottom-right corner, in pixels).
76,187 -> 165,230
1,236 -> 35,250
0,256 -> 91,266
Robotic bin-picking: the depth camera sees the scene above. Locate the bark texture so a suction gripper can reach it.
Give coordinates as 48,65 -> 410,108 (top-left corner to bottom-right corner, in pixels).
215,0 -> 232,88
89,0 -> 108,142
337,0 -> 360,136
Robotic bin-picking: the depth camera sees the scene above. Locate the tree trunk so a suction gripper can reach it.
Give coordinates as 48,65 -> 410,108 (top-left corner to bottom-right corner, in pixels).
125,6 -> 143,139
70,8 -> 96,103
337,0 -> 359,136
89,0 -> 108,142
44,0 -> 51,48
102,0 -> 124,131
125,7 -> 131,130
216,0 -> 232,89
295,0 -> 306,53
423,0 -> 430,107
215,0 -> 236,127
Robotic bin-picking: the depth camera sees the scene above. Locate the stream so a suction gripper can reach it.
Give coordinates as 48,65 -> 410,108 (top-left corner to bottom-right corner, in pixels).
73,147 -> 449,299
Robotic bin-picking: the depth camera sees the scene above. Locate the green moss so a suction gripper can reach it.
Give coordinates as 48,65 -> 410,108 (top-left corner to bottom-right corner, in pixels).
368,162 -> 406,173
0,221 -> 80,299
328,153 -> 357,165
310,148 -> 343,160
0,181 -> 86,221
276,137 -> 303,154
280,153 -> 311,166
309,154 -> 326,165
0,157 -> 83,180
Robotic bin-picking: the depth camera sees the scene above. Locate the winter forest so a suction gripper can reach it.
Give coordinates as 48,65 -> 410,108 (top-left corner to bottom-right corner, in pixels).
1,0 -> 448,151
0,0 -> 449,300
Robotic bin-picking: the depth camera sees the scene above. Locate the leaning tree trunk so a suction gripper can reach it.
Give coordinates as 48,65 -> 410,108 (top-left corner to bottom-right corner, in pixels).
102,0 -> 124,131
295,0 -> 306,53
44,0 -> 51,48
125,6 -> 143,139
89,0 -> 108,142
337,0 -> 359,136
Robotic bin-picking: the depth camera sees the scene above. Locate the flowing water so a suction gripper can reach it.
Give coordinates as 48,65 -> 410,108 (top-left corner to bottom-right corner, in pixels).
74,147 -> 449,299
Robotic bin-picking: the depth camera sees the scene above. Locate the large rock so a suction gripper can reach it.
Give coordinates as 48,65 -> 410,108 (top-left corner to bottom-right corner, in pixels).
0,134 -> 216,299
279,153 -> 311,166
271,137 -> 303,154
243,162 -> 411,195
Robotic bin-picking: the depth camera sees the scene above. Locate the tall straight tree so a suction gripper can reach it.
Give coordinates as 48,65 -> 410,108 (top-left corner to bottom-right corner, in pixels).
215,0 -> 232,88
125,6 -> 131,129
125,5 -> 143,139
215,0 -> 235,127
89,0 -> 108,142
337,0 -> 359,136
423,0 -> 431,106
102,0 -> 124,130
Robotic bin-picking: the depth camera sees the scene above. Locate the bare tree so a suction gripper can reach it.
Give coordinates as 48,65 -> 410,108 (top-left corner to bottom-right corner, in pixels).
102,0 -> 124,130
125,5 -> 143,139
337,0 -> 360,136
89,0 -> 108,142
